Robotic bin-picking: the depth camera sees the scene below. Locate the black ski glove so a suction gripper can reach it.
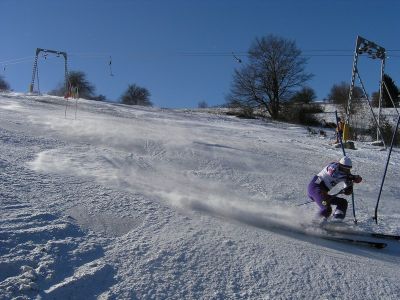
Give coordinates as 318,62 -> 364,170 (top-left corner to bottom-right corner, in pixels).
343,185 -> 353,195
348,174 -> 362,183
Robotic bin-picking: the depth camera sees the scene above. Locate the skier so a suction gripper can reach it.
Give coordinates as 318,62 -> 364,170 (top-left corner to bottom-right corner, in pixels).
335,117 -> 345,144
308,156 -> 362,220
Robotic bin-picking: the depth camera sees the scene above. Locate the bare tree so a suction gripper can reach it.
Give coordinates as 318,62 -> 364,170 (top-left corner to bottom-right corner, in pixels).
0,75 -> 10,91
227,35 -> 313,119
121,84 -> 153,106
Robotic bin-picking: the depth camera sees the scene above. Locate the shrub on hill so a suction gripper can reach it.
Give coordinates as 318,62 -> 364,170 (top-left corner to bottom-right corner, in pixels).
120,84 -> 153,106
367,115 -> 400,146
279,103 -> 323,126
226,106 -> 256,119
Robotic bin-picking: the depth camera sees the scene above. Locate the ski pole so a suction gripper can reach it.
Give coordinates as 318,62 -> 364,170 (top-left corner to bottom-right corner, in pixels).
296,200 -> 314,206
374,114 -> 400,224
296,189 -> 345,207
350,194 -> 357,224
335,111 -> 357,224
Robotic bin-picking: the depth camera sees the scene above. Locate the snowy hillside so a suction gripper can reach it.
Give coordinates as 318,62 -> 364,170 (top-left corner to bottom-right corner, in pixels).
1,93 -> 400,299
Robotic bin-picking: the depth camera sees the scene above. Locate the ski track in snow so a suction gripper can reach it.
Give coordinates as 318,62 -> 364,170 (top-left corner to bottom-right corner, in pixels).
1,92 -> 400,299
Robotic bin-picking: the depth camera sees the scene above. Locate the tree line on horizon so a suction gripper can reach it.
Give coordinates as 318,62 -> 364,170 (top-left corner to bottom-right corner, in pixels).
0,34 -> 399,112
0,72 -> 153,107
48,71 -> 153,107
226,35 -> 400,119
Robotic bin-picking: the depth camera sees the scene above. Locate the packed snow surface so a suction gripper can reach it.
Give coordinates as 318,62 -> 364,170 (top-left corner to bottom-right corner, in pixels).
0,93 -> 399,299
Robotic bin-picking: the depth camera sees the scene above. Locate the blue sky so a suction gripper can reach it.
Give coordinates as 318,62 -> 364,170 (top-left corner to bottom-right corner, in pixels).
1,0 -> 400,108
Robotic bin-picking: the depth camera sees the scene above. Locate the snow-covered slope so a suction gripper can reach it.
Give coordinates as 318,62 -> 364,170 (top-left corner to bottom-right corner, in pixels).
1,93 -> 399,299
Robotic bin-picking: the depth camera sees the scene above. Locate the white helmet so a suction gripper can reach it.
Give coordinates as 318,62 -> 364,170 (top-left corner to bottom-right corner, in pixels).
339,156 -> 352,168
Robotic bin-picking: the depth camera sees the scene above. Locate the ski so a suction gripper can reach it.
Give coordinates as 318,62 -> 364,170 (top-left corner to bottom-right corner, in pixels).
321,224 -> 400,241
369,232 -> 400,241
300,222 -> 392,248
321,235 -> 387,249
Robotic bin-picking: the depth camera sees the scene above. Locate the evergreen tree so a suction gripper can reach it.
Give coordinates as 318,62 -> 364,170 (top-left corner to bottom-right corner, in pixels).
372,74 -> 399,107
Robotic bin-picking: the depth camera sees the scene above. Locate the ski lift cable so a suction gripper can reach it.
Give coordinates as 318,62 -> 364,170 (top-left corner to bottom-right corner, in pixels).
0,49 -> 399,66
0,57 -> 35,69
68,52 -> 114,76
69,52 -> 111,58
0,56 -> 35,65
66,50 -> 350,57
